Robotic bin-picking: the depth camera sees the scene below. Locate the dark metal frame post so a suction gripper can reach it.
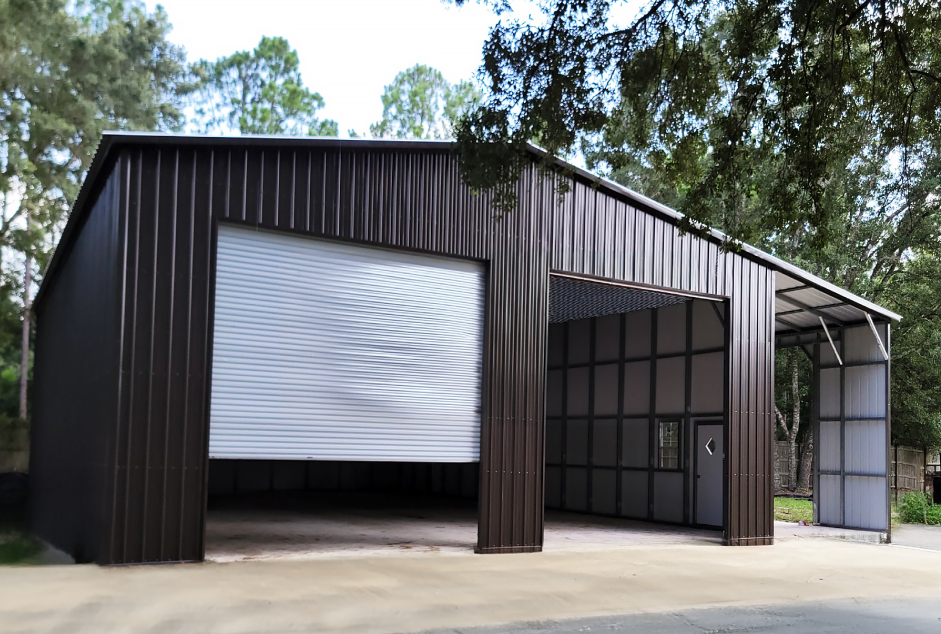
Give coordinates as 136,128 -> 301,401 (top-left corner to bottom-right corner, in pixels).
587,319 -> 596,511
722,299 -> 732,543
812,342 -> 821,525
560,322 -> 569,510
648,308 -> 658,519
885,323 -> 892,542
615,313 -> 626,516
839,326 -> 846,527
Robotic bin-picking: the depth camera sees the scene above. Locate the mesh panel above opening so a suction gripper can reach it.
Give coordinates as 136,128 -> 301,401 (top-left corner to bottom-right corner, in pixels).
549,276 -> 690,323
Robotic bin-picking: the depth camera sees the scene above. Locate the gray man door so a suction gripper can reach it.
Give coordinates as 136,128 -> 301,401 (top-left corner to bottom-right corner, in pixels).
695,423 -> 724,527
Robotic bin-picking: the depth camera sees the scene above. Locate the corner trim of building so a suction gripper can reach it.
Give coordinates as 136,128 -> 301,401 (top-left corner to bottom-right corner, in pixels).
475,545 -> 543,554
724,536 -> 774,546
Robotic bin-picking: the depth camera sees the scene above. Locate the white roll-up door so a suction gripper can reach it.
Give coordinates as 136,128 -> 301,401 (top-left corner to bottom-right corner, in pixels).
209,225 -> 485,462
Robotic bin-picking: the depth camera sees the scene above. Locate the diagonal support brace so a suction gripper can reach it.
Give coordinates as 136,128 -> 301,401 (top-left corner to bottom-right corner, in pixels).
865,314 -> 890,361
819,317 -> 842,366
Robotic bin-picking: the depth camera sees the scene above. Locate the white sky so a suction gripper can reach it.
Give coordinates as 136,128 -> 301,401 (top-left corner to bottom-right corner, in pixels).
147,0 -> 643,137
146,0 -> 534,135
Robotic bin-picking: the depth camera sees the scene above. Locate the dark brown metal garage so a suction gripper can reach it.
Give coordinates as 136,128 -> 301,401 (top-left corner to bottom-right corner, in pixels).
29,132 -> 899,564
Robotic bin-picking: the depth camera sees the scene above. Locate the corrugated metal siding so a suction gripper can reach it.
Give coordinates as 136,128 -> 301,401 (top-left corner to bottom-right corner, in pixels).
547,179 -> 775,546
209,225 -> 485,462
814,323 -> 889,531
40,139 -> 777,563
30,161 -> 124,563
97,145 -> 549,561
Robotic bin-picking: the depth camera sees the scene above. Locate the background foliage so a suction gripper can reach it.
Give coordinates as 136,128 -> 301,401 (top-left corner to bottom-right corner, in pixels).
370,64 -> 482,139
0,0 -> 479,467
456,0 -> 941,451
192,36 -> 339,136
3,0 -> 941,478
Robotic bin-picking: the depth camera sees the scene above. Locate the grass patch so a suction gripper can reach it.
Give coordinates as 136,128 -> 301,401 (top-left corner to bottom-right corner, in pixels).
0,502 -> 44,565
897,492 -> 941,525
774,497 -> 813,523
0,530 -> 43,564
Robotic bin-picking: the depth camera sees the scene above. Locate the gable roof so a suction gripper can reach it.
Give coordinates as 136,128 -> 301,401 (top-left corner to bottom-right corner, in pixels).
36,131 -> 901,334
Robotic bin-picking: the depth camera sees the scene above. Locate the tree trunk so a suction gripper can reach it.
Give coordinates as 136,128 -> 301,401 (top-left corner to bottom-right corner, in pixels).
19,212 -> 32,421
787,359 -> 800,491
797,427 -> 813,493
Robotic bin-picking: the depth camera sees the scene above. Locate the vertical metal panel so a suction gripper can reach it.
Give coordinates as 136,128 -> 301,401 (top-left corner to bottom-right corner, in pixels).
819,421 -> 842,472
39,138 -> 782,563
30,157 -> 124,563
844,476 -> 887,529
209,225 -> 486,462
546,177 -> 774,546
814,323 -> 889,532
819,475 -> 842,525
845,365 -> 887,418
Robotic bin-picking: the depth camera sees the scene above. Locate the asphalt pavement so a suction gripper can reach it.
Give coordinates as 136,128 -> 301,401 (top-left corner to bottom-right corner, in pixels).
892,523 -> 941,550
423,597 -> 941,634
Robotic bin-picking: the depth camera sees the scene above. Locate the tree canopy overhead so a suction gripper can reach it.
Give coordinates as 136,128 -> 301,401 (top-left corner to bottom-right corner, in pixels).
370,64 -> 482,139
193,36 -> 338,136
452,0 -> 941,249
1,0 -> 191,263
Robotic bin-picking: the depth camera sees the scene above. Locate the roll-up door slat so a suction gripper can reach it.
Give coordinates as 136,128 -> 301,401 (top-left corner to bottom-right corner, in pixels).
209,226 -> 485,461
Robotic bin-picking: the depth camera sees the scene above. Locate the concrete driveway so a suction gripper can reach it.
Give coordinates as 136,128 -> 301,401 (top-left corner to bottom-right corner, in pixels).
424,597 -> 941,634
2,538 -> 940,634
892,523 -> 941,551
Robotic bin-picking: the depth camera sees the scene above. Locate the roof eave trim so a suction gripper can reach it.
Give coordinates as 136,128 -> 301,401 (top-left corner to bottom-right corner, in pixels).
34,132 -> 902,326
523,143 -> 901,324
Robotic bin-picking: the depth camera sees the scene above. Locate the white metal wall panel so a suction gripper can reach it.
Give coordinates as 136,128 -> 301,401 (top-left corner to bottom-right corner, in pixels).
594,364 -> 619,416
691,352 -> 724,413
819,421 -> 841,473
845,420 -> 887,474
567,367 -> 590,416
691,300 -> 724,351
621,471 -> 648,517
595,314 -> 620,362
819,475 -> 842,525
814,324 -> 889,531
623,361 -> 650,415
622,418 -> 649,468
845,365 -> 886,419
844,324 -> 886,364
592,470 -> 617,514
657,303 -> 687,355
566,419 -> 589,465
592,419 -> 618,466
623,310 -> 651,358
819,340 -> 841,367
653,471 -> 684,522
568,319 -> 591,364
845,476 -> 887,529
820,369 -> 840,418
209,226 -> 485,461
656,357 -> 685,414
565,467 -> 588,511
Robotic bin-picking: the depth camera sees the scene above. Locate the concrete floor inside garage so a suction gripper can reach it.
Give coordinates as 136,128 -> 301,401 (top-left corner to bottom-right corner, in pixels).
203,491 -> 725,562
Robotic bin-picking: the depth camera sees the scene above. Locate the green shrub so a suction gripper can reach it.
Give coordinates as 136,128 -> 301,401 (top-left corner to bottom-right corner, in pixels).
897,492 -> 941,525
